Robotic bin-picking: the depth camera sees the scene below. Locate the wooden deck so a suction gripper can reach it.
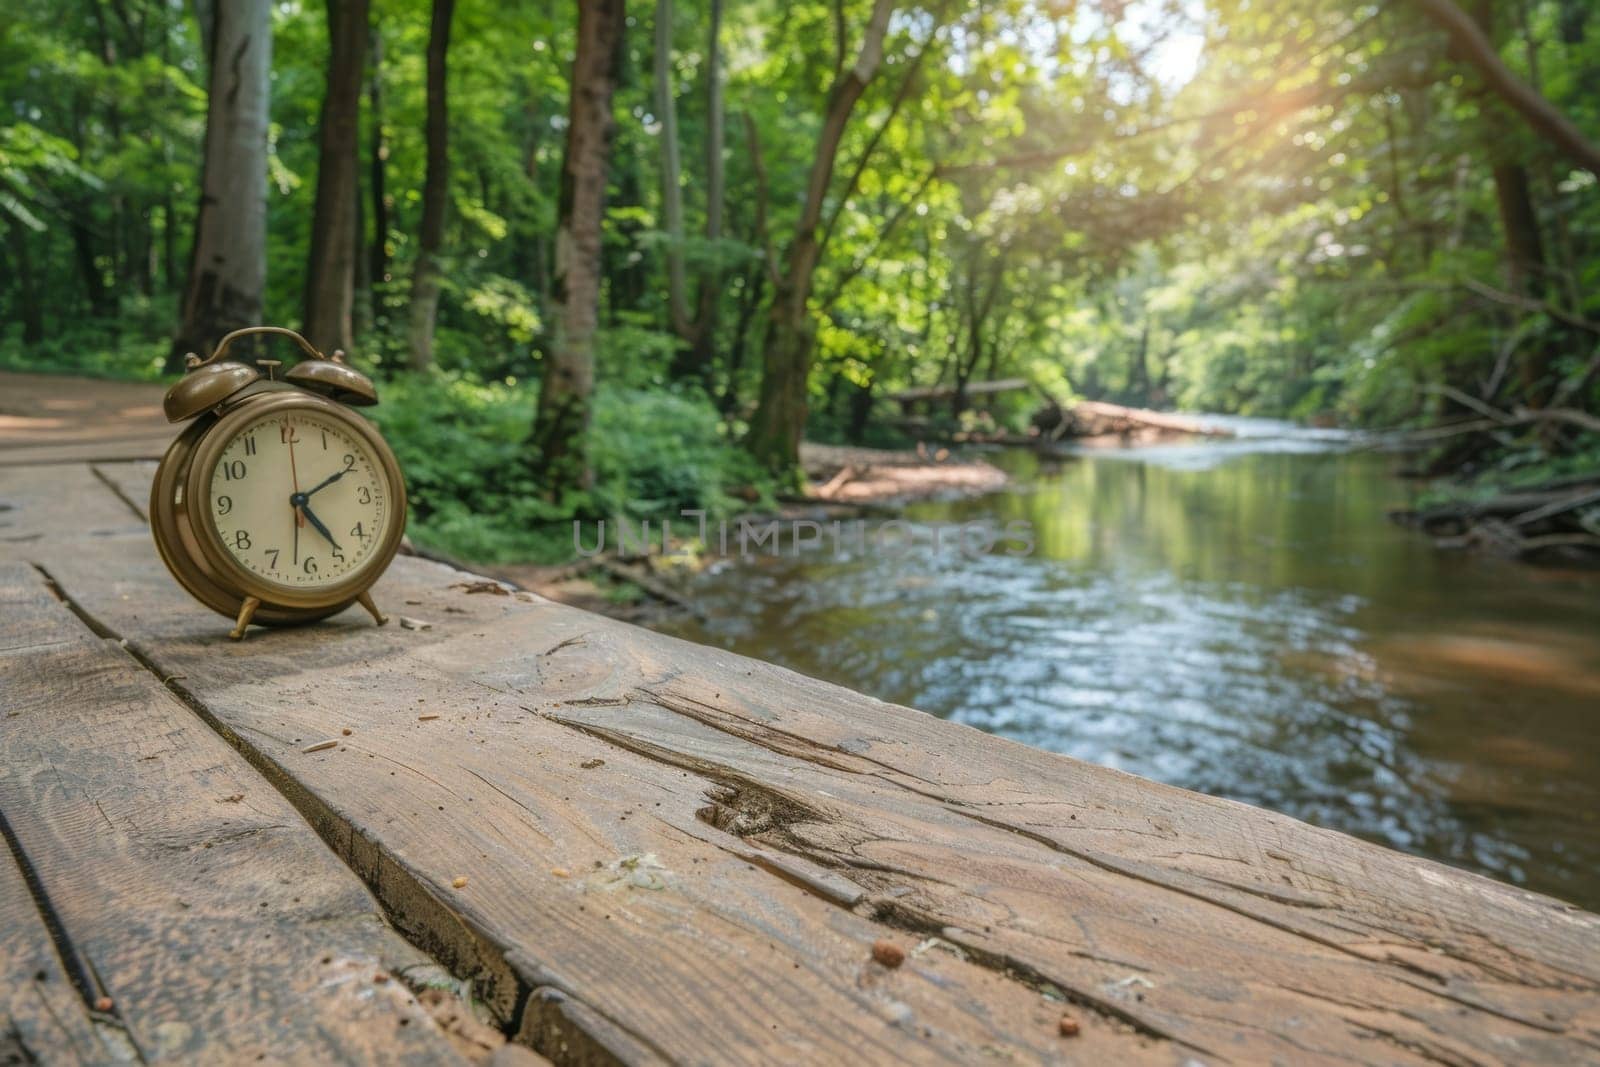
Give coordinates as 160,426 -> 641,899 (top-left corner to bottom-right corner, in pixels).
3,373 -> 1599,1064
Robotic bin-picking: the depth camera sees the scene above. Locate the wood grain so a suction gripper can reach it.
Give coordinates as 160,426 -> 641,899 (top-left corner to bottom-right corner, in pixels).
0,561 -> 471,1064
15,459 -> 1600,1064
0,850 -> 111,1064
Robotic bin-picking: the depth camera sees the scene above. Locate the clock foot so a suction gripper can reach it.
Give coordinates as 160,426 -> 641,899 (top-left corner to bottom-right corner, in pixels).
229,596 -> 262,640
357,591 -> 388,627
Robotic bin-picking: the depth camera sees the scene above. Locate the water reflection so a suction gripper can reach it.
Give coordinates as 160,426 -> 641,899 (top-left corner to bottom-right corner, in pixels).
660,440 -> 1600,909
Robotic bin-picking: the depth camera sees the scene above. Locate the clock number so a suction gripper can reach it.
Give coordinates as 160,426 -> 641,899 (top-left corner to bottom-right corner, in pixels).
233,530 -> 252,550
342,453 -> 357,472
321,430 -> 329,450
304,557 -> 319,575
356,486 -> 372,505
266,548 -> 280,569
350,521 -> 368,542
243,435 -> 258,456
332,546 -> 346,564
222,460 -> 247,481
216,495 -> 233,515
280,424 -> 300,445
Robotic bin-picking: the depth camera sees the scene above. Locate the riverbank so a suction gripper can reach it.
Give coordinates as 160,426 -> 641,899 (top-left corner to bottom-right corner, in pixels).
482,441 -> 1012,622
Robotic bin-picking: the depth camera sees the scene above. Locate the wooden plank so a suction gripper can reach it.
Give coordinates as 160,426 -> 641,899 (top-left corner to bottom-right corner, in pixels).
0,853 -> 115,1064
0,462 -> 147,558
27,461 -> 1600,1063
26,468 -> 1140,1063
0,561 -> 473,1064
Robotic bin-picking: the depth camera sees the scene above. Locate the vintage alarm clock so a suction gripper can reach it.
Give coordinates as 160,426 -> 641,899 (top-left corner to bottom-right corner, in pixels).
150,326 -> 407,639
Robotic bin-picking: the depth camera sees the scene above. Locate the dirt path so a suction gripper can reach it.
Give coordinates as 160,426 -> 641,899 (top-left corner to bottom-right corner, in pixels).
0,371 -> 171,465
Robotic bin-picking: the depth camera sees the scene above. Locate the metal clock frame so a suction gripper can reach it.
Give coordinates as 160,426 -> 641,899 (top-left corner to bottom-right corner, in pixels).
150,366 -> 407,640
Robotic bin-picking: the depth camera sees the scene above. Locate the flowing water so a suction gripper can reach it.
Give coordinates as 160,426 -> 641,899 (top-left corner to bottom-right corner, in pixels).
659,422 -> 1600,909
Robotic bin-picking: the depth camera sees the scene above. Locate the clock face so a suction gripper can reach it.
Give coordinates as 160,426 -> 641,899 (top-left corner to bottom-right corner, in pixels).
204,408 -> 394,591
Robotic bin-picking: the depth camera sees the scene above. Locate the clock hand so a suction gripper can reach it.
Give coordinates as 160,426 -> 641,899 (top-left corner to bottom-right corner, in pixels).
295,497 -> 342,551
303,468 -> 348,498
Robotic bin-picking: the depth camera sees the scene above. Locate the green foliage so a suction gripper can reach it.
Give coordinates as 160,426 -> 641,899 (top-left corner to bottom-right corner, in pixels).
2,0 -> 1597,565
0,297 -> 170,380
370,373 -> 767,562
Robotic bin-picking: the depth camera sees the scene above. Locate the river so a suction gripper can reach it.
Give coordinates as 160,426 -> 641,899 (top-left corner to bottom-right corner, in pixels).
658,422 -> 1600,910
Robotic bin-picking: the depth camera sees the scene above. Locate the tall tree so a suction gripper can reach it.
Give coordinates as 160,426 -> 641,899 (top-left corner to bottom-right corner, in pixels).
532,0 -> 627,496
170,0 -> 272,368
671,0 -> 727,384
654,0 -> 691,342
746,0 -> 897,473
368,26 -> 390,294
407,0 -> 457,370
304,0 -> 371,357
653,0 -> 728,384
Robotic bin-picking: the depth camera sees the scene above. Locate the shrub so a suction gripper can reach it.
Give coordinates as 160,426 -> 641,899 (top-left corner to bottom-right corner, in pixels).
370,373 -> 768,563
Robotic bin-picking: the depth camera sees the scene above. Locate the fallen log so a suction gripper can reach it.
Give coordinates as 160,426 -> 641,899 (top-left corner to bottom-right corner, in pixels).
1029,400 -> 1234,442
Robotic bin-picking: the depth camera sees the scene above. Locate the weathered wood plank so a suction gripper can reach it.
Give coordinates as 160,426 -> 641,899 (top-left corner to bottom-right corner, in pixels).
0,852 -> 114,1064
0,562 -> 473,1064
0,462 -> 147,558
31,466 -> 1145,1063
26,461 -> 1600,1064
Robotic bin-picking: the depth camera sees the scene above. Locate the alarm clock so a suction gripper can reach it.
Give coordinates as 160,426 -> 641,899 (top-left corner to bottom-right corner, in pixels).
150,326 -> 408,639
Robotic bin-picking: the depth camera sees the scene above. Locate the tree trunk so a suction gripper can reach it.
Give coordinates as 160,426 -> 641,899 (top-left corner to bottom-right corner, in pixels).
746,0 -> 896,473
4,218 -> 46,344
1492,163 -> 1546,296
170,0 -> 272,369
721,264 -> 764,414
304,0 -> 370,357
681,0 -> 725,385
69,211 -> 113,317
532,0 -> 626,498
161,196 -> 179,291
654,0 -> 691,341
353,148 -> 373,338
1466,1 -> 1557,401
368,26 -> 390,291
407,0 -> 456,371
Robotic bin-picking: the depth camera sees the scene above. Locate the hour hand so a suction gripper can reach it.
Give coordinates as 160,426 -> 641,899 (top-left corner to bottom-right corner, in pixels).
304,468 -> 347,497
297,499 -> 341,550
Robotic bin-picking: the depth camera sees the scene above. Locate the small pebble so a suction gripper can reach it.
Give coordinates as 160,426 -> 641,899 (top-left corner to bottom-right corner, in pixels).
1058,1015 -> 1080,1037
341,728 -> 353,736
373,971 -> 390,984
871,940 -> 905,968
451,876 -> 468,889
94,997 -> 113,1012
551,867 -> 572,878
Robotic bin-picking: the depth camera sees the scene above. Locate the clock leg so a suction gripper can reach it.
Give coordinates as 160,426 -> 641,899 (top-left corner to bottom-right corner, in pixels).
357,591 -> 388,627
228,596 -> 262,641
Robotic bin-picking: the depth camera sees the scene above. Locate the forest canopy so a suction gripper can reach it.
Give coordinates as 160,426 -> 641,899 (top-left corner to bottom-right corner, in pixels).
3,0 -> 1599,556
